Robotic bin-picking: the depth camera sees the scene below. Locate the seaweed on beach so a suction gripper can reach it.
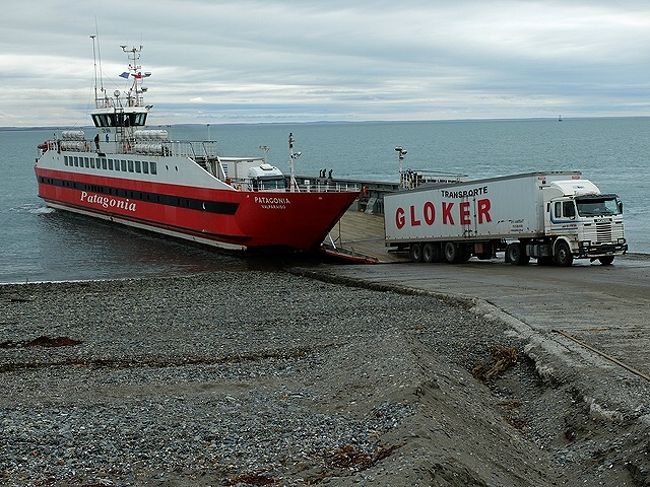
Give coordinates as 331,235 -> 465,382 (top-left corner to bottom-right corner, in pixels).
472,346 -> 519,382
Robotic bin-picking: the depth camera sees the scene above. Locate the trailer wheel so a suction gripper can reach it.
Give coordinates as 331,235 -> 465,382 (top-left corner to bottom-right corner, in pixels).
554,241 -> 573,267
422,243 -> 441,263
409,243 -> 423,262
598,256 -> 615,265
443,242 -> 460,264
506,242 -> 530,265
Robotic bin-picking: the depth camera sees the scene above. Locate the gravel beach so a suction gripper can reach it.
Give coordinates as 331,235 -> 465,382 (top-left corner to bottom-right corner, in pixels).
2,268 -> 649,486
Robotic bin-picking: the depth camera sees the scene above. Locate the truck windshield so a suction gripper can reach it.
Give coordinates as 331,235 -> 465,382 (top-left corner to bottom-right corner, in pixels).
575,196 -> 620,217
258,177 -> 286,190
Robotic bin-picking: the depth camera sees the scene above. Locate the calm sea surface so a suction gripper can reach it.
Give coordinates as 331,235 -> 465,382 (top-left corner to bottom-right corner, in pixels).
2,118 -> 649,283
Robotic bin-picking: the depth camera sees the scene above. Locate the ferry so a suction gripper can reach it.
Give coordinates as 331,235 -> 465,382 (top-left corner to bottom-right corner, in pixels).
34,44 -> 359,252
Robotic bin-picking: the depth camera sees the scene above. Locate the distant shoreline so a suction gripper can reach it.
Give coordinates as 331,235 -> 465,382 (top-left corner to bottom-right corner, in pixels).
3,115 -> 650,131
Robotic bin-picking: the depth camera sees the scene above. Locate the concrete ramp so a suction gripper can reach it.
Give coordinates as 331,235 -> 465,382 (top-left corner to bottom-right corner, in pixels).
325,209 -> 407,263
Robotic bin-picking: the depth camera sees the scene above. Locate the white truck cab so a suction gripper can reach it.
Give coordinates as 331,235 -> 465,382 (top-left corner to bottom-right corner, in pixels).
542,180 -> 626,265
246,163 -> 286,191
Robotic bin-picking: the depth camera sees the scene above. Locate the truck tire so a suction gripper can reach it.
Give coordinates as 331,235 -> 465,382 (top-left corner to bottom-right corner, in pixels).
506,242 -> 530,265
409,243 -> 423,262
443,242 -> 460,264
554,241 -> 573,267
422,243 -> 442,263
598,256 -> 615,265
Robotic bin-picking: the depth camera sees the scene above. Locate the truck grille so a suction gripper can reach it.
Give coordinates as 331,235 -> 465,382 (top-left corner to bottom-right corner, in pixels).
596,222 -> 612,243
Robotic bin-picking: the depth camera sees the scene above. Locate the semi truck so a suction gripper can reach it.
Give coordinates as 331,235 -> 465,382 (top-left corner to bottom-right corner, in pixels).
383,171 -> 627,266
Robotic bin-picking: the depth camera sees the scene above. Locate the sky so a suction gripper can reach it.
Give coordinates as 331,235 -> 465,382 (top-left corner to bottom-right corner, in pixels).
2,0 -> 650,127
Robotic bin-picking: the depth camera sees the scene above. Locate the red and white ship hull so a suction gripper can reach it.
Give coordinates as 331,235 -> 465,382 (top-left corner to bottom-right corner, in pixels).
35,166 -> 358,252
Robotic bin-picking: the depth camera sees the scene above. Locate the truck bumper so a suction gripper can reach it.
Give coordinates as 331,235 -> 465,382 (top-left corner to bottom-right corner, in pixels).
578,241 -> 628,258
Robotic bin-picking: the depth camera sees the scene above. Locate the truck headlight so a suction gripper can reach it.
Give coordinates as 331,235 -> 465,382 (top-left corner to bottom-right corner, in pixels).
618,238 -> 626,244
581,240 -> 591,247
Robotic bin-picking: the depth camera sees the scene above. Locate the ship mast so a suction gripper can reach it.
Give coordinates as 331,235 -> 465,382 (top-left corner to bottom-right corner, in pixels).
288,133 -> 301,192
90,35 -> 99,107
121,44 -> 146,107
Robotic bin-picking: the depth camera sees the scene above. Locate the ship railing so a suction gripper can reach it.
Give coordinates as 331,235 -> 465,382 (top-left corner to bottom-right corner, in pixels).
162,140 -> 219,159
54,138 -> 221,158
294,181 -> 359,193
228,178 -> 358,193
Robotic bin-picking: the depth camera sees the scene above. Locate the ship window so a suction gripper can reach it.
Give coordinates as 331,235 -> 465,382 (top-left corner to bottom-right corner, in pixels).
84,157 -> 90,168
142,160 -> 149,174
135,160 -> 141,173
108,159 -> 113,170
90,158 -> 95,169
102,159 -> 107,170
73,157 -> 78,167
92,115 -> 101,127
121,160 -> 127,171
64,156 -> 68,166
150,161 -> 157,175
128,160 -> 134,172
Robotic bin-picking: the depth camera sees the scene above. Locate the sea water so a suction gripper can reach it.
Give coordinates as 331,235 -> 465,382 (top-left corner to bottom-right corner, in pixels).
1,118 -> 648,283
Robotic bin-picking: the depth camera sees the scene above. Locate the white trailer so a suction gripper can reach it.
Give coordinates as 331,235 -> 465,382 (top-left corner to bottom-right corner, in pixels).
384,171 -> 627,266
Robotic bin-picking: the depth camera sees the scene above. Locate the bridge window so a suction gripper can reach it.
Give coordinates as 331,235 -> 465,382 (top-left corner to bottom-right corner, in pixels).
134,113 -> 147,126
142,160 -> 149,174
150,161 -> 157,175
135,160 -> 141,173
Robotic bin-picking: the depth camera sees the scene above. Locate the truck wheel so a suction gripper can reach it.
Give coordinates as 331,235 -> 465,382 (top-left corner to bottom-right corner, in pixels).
443,242 -> 459,264
598,256 -> 615,265
409,243 -> 423,262
422,243 -> 441,263
554,241 -> 573,267
506,242 -> 529,265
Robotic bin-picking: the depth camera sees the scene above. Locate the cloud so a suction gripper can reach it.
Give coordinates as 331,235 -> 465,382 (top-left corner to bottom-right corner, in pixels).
2,0 -> 650,126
